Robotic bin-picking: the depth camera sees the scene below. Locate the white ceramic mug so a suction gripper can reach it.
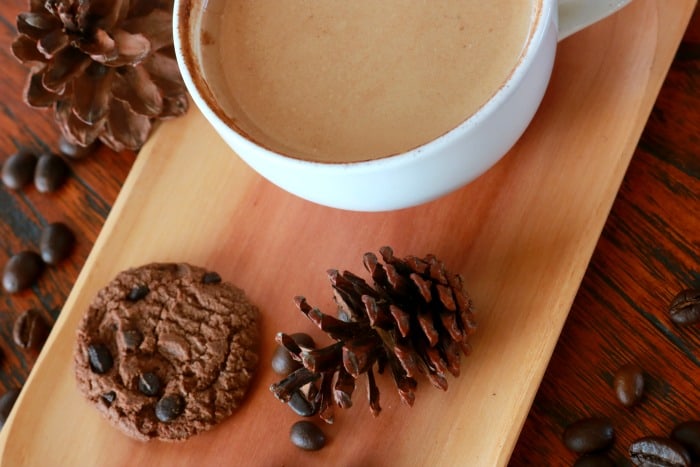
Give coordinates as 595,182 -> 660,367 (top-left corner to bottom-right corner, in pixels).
173,0 -> 632,212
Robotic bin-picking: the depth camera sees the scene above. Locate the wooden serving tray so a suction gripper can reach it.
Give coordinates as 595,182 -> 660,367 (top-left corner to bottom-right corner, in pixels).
0,1 -> 694,465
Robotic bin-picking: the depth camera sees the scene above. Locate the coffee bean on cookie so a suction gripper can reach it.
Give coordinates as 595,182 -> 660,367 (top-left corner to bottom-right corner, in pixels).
202,272 -> 222,284
138,373 -> 162,397
126,285 -> 149,301
155,394 -> 184,422
102,391 -> 116,405
87,344 -> 113,374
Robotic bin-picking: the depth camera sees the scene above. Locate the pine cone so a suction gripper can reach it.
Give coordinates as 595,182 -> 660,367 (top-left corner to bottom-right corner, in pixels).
11,0 -> 188,152
270,246 -> 477,423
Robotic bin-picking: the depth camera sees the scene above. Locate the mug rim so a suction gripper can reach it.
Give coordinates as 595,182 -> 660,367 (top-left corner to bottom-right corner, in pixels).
173,0 -> 551,171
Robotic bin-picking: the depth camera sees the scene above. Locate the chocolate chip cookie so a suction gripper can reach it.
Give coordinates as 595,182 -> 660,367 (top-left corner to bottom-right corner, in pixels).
74,263 -> 259,441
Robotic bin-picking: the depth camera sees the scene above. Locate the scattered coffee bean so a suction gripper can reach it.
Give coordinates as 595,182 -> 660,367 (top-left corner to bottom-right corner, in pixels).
272,333 -> 315,376
669,289 -> 700,326
155,394 -> 184,422
101,391 -> 116,405
1,150 -> 37,190
0,388 -> 21,429
58,135 -> 97,159
563,417 -> 615,454
288,390 -> 317,417
138,372 -> 162,397
121,329 -> 144,350
127,285 -> 149,301
12,309 -> 50,351
39,222 -> 75,265
629,436 -> 691,467
202,271 -> 221,284
290,420 -> 326,451
2,251 -> 44,293
87,343 -> 113,374
573,453 -> 615,467
613,363 -> 645,407
671,421 -> 700,461
34,154 -> 70,193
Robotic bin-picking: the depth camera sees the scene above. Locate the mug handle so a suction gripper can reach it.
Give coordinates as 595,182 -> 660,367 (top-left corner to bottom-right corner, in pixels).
557,0 -> 633,41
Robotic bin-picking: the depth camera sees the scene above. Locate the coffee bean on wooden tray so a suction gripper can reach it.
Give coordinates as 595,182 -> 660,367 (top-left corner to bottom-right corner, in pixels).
2,251 -> 44,293
34,154 -> 70,193
290,420 -> 326,451
288,390 -> 316,417
563,417 -> 615,454
271,332 -> 315,376
1,150 -> 36,190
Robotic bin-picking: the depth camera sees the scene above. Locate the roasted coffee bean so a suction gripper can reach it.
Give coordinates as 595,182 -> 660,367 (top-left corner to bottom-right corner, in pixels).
122,329 -> 144,350
39,222 -> 75,265
563,417 -> 615,454
202,272 -> 222,284
271,333 -> 316,375
613,363 -> 645,407
629,436 -> 691,467
34,154 -> 70,193
87,343 -> 113,374
0,388 -> 21,429
2,251 -> 44,293
573,453 -> 615,467
288,390 -> 316,417
155,394 -> 184,422
671,421 -> 700,461
101,391 -> 116,405
138,372 -> 162,396
290,420 -> 326,451
58,135 -> 97,159
669,289 -> 700,326
127,285 -> 149,301
12,309 -> 50,351
1,150 -> 37,190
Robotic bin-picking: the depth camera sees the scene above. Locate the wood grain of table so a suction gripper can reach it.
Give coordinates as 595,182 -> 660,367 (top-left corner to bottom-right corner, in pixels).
0,1 -> 698,465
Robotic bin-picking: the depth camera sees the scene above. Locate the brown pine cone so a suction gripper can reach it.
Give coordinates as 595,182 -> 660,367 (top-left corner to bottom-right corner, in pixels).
270,247 -> 476,423
11,0 -> 188,152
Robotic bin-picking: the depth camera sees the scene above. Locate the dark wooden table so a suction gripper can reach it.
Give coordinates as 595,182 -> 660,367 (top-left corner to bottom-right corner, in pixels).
0,2 -> 698,465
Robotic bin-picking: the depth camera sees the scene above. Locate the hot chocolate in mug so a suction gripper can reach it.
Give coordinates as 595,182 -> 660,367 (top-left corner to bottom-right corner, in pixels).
174,0 -> 633,211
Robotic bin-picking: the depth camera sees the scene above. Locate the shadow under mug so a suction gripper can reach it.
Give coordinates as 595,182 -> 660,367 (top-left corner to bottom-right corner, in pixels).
173,0 -> 633,212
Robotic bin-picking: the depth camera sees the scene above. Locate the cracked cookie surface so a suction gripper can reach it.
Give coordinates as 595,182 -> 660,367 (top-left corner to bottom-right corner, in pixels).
74,263 -> 259,441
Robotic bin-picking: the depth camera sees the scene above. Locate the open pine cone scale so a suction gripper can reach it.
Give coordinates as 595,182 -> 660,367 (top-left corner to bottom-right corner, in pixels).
270,247 -> 477,424
11,0 -> 188,151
